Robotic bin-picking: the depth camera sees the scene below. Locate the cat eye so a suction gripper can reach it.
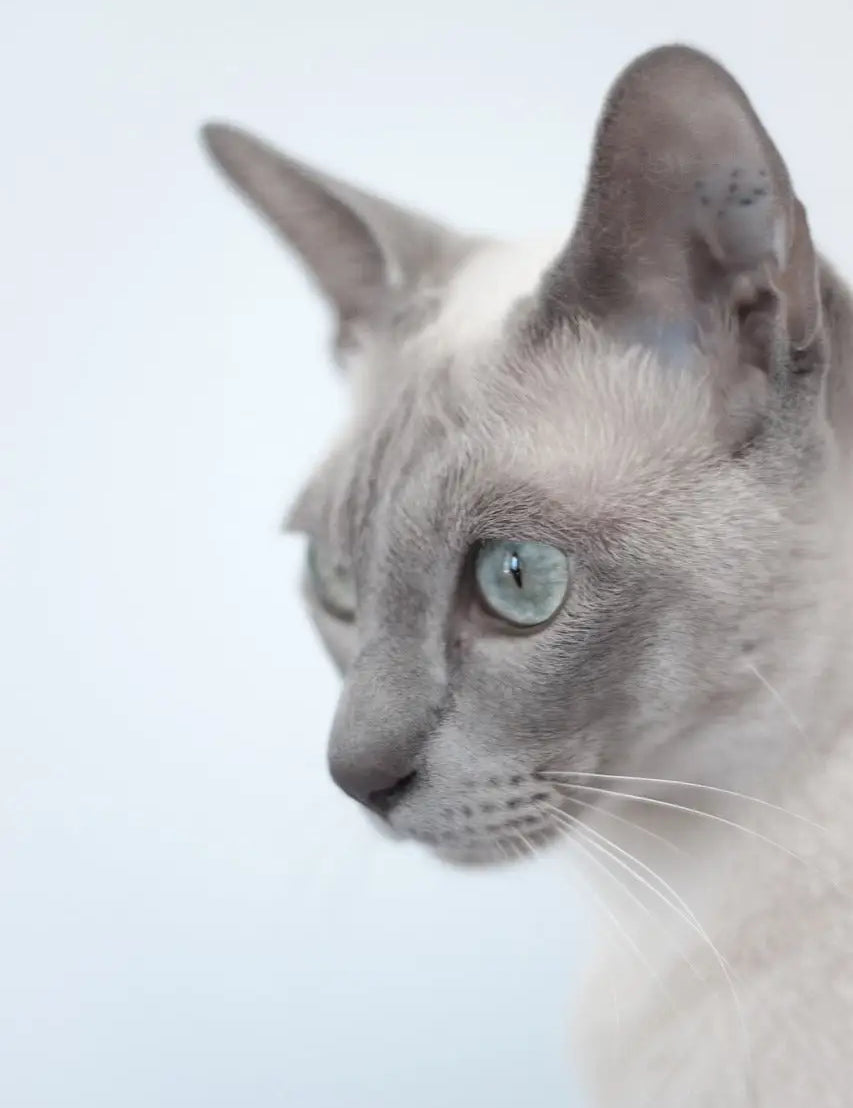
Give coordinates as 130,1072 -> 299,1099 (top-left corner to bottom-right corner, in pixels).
307,541 -> 356,620
474,540 -> 570,628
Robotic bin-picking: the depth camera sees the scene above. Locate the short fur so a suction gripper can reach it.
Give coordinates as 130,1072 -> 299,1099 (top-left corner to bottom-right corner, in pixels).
201,45 -> 853,1106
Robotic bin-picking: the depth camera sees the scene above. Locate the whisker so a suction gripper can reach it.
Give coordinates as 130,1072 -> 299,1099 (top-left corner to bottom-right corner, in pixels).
543,779 -> 811,861
539,769 -> 828,837
546,779 -> 851,904
503,835 -> 527,864
494,838 -> 513,865
746,661 -> 805,737
547,823 -> 677,1012
549,806 -> 708,936
512,828 -> 539,858
547,805 -> 755,1087
547,806 -> 708,983
561,791 -> 686,857
552,803 -> 736,980
541,832 -> 628,1038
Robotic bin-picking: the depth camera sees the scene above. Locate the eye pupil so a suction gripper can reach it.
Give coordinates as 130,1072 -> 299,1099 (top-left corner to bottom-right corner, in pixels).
474,540 -> 570,629
509,552 -> 524,589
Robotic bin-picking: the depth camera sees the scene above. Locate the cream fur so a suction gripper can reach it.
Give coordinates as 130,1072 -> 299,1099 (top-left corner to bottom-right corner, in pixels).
413,235 -> 853,1106
202,46 -> 853,1106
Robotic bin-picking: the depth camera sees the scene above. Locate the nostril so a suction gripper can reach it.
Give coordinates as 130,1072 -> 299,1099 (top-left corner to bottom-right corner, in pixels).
367,771 -> 418,818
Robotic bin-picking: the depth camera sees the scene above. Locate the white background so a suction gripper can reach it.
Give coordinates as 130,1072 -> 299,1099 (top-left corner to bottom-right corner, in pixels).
2,3 -> 852,1106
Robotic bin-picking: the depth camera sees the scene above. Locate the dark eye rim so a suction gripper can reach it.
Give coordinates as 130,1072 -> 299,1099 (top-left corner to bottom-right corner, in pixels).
469,539 -> 571,632
307,540 -> 357,622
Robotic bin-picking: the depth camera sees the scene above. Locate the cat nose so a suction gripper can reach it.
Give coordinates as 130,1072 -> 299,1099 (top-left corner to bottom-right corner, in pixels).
327,644 -> 441,817
329,760 -> 418,817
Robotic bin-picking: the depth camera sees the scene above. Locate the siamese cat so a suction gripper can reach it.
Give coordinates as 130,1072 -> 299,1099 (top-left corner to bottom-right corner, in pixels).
202,45 -> 853,1106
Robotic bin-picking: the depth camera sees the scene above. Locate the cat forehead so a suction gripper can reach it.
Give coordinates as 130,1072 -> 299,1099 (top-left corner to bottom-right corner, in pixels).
290,317 -> 728,547
340,236 -> 563,397
350,233 -> 729,429
292,235 -> 745,549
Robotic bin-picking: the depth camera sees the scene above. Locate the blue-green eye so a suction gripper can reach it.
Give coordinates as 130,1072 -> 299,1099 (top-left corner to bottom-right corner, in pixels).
308,541 -> 356,620
474,541 -> 570,627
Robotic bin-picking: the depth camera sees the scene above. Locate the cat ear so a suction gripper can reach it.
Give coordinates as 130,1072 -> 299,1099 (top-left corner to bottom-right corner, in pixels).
201,123 -> 472,351
534,45 -> 821,360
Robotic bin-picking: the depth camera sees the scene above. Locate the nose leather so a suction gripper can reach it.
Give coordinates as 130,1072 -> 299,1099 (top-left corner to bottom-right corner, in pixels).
332,765 -> 418,817
326,648 -> 440,815
328,737 -> 418,809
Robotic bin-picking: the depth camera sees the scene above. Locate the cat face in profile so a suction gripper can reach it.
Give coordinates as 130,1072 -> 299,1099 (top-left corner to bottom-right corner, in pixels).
202,46 -> 840,865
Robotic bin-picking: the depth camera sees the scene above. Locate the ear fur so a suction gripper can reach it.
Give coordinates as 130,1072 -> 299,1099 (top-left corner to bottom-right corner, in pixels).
533,46 -> 822,367
201,123 -> 473,351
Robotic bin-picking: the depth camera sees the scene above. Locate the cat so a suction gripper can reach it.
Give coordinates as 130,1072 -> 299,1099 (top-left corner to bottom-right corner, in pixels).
201,44 -> 853,1107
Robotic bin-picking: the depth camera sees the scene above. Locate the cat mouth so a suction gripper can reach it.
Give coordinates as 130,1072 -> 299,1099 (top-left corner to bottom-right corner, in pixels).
374,777 -> 583,865
366,811 -> 408,842
359,773 -> 593,865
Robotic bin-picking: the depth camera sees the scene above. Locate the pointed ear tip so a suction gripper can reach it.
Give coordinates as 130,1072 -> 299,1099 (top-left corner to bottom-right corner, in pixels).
619,42 -> 733,87
630,42 -> 721,67
198,120 -> 238,158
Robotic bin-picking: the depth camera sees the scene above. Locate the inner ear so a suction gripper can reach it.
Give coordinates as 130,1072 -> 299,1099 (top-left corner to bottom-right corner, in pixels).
534,45 -> 822,363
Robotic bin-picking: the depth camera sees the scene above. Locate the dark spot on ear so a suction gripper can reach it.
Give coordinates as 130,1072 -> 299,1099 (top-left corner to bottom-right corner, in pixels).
530,791 -> 551,803
506,797 -> 523,809
753,187 -> 767,197
522,814 -> 541,826
461,805 -> 473,818
739,196 -> 755,206
509,775 -> 524,786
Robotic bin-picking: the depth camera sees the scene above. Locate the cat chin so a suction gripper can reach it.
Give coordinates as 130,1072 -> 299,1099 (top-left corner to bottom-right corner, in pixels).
433,844 -> 513,868
364,816 -> 507,866
434,831 -> 558,868
363,811 -> 510,864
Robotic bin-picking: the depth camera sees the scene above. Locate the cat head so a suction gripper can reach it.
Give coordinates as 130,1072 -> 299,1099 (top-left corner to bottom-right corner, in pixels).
202,45 -> 843,864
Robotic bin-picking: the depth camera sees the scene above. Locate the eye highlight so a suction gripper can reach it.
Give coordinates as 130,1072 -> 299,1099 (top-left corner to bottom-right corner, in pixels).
307,541 -> 356,621
474,541 -> 570,628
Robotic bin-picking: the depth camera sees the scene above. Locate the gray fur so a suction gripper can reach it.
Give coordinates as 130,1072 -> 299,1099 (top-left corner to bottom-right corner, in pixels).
202,43 -> 845,858
201,122 -> 478,355
202,44 -> 853,1103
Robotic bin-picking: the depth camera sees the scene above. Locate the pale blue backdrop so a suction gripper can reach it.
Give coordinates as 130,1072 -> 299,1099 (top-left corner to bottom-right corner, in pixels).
3,2 -> 852,1105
